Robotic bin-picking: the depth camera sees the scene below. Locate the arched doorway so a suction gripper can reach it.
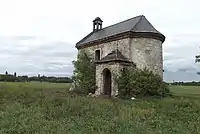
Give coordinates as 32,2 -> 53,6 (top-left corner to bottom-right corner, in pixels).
103,68 -> 112,96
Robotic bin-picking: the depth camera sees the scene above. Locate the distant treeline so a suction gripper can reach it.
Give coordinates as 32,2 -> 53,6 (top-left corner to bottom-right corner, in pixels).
168,81 -> 200,86
0,73 -> 73,83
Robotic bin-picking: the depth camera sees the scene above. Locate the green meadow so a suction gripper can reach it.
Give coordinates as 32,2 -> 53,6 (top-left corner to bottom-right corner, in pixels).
0,82 -> 200,134
169,85 -> 200,97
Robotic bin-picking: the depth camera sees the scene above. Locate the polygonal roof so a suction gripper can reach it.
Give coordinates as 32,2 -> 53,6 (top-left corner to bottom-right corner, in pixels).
76,15 -> 165,48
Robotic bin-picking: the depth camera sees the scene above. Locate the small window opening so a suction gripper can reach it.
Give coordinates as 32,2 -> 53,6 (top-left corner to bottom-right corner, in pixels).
95,50 -> 100,61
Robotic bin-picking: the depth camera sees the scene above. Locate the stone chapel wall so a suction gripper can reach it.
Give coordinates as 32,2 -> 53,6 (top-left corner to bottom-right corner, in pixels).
77,37 -> 163,96
130,38 -> 163,78
79,38 -> 131,61
78,37 -> 163,78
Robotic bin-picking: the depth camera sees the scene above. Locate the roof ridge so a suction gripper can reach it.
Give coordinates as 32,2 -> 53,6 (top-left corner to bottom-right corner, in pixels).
131,16 -> 161,33
131,15 -> 143,31
99,15 -> 144,31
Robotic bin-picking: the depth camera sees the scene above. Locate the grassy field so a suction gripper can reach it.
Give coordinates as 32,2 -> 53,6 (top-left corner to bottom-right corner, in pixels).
0,82 -> 200,134
169,85 -> 200,97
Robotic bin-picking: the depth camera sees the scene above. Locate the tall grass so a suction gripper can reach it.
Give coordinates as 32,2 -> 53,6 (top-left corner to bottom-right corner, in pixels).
0,82 -> 200,133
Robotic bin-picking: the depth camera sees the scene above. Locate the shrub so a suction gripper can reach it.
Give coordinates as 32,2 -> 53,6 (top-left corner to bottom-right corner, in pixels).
117,68 -> 170,99
71,50 -> 96,95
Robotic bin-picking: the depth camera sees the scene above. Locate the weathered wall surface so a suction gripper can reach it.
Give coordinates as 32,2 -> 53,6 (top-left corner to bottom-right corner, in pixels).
130,38 -> 163,78
95,62 -> 122,96
77,37 -> 163,96
77,38 -> 131,96
79,38 -> 131,61
79,37 -> 163,78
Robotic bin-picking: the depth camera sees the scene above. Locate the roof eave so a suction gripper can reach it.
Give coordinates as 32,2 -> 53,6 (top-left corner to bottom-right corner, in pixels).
131,32 -> 165,43
76,31 -> 165,49
95,58 -> 132,64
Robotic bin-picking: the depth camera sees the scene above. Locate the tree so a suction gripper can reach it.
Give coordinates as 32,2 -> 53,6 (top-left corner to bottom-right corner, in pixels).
72,50 -> 96,94
195,54 -> 200,75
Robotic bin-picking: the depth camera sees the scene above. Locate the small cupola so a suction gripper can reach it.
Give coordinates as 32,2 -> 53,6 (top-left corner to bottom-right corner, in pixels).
93,17 -> 103,32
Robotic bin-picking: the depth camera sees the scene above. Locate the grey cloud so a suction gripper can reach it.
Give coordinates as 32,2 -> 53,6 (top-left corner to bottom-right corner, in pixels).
0,36 -> 77,76
177,67 -> 199,73
20,41 -> 77,59
41,64 -> 73,73
11,36 -> 36,40
163,38 -> 200,72
0,0 -> 200,81
164,71 -> 200,82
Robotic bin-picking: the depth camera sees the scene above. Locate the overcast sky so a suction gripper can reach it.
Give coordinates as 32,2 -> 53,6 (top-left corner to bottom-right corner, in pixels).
0,0 -> 200,82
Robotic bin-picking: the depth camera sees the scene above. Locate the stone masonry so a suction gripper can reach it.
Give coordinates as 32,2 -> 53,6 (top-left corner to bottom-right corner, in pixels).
75,15 -> 165,97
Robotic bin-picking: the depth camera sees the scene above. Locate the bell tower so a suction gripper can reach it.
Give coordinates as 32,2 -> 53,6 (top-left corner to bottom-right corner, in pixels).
93,17 -> 103,32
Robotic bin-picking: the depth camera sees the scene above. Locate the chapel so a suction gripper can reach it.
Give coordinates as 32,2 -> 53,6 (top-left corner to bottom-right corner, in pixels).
75,15 -> 165,96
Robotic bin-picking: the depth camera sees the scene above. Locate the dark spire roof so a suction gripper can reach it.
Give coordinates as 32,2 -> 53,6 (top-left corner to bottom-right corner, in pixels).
93,17 -> 103,22
76,15 -> 165,48
95,49 -> 132,63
